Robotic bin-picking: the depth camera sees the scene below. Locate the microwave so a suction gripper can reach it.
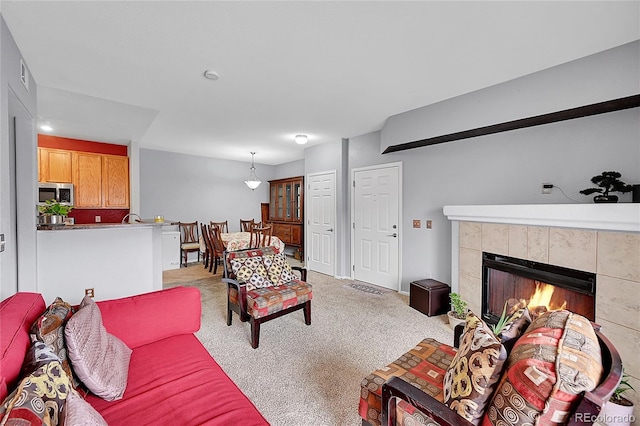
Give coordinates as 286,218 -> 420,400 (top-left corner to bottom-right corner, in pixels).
38,182 -> 74,206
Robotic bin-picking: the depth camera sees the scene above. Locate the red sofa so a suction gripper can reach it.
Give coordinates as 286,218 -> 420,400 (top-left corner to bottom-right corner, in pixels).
1,286 -> 269,425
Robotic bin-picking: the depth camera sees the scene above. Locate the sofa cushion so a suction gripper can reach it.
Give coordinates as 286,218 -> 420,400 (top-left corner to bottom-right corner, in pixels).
0,293 -> 47,401
85,333 -> 269,425
443,311 -> 507,425
64,296 -> 132,401
96,286 -> 201,349
0,342 -> 70,426
262,253 -> 294,286
359,338 -> 456,426
29,297 -> 78,388
246,280 -> 312,319
483,310 -> 603,426
395,398 -> 441,426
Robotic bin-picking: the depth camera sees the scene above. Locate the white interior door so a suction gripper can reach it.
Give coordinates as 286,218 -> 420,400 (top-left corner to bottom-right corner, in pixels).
353,164 -> 400,290
306,171 -> 336,276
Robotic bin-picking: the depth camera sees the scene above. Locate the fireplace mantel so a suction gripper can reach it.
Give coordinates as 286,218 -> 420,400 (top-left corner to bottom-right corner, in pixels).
443,204 -> 640,232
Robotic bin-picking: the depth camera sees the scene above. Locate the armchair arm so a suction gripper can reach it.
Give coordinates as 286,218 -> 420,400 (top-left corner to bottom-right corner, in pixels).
291,266 -> 307,282
382,377 -> 473,426
222,277 -> 249,314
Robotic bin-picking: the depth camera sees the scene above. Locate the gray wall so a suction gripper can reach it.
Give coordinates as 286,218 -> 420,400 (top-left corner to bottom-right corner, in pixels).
139,149 -> 276,232
274,159 -> 304,180
353,40 -> 640,292
1,16 -> 38,299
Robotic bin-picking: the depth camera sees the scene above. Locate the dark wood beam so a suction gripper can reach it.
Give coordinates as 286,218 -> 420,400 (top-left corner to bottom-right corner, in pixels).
382,94 -> 640,154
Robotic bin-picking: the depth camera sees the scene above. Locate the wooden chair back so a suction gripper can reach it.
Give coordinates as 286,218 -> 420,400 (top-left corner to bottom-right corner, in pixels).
240,219 -> 255,232
209,225 -> 226,257
249,225 -> 273,248
210,220 -> 229,234
179,221 -> 199,244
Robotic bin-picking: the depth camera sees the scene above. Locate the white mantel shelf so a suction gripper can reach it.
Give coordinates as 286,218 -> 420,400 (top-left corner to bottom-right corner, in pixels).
443,204 -> 640,233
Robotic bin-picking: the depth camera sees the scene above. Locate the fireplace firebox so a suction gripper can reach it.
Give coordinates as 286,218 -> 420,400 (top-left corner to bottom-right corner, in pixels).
482,252 -> 596,324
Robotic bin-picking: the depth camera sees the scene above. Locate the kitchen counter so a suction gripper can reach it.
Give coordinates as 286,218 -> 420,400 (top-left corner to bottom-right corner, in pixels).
37,219 -> 179,231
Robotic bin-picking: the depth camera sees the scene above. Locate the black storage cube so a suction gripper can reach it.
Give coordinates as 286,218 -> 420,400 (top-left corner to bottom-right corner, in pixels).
409,279 -> 450,317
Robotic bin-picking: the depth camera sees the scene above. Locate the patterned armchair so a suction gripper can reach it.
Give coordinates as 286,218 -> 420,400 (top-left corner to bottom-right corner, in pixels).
222,246 -> 312,348
360,310 -> 623,426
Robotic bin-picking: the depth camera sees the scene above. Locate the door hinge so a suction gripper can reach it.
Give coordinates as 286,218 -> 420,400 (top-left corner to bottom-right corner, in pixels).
352,180 -> 355,187
352,222 -> 355,229
352,265 -> 355,271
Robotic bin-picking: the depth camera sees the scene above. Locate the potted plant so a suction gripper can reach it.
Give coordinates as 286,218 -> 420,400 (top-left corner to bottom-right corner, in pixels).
38,199 -> 73,225
447,292 -> 467,330
579,171 -> 633,203
599,370 -> 636,426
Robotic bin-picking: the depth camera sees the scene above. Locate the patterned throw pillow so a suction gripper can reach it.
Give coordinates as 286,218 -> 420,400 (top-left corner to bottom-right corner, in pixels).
0,342 -> 71,426
483,310 -> 603,426
230,257 -> 273,291
30,297 -> 78,388
262,253 -> 294,286
497,306 -> 531,349
64,296 -> 132,401
443,311 -> 508,425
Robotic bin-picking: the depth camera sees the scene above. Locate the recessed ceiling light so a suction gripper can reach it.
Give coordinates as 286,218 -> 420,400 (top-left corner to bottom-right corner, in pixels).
203,70 -> 220,80
295,134 -> 308,145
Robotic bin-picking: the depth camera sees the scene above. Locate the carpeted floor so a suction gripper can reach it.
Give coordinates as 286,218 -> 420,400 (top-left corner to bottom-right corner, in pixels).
163,261 -> 454,426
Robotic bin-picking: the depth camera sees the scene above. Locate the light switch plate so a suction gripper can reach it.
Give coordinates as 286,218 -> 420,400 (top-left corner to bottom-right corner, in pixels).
413,220 -> 421,228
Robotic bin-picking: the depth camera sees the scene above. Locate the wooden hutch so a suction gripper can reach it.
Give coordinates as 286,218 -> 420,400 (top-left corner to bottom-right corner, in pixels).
262,176 -> 303,257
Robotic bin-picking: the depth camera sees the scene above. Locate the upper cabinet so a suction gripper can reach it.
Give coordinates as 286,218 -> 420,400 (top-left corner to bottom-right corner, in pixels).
269,176 -> 303,223
71,152 -> 129,209
38,148 -> 72,183
102,155 -> 129,208
268,176 -> 304,250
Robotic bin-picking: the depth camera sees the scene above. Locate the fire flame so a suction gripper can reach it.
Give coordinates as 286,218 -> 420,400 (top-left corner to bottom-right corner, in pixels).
526,281 -> 567,312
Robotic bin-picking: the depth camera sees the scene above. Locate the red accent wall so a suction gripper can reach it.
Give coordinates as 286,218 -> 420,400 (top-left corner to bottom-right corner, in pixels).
38,134 -> 128,156
69,209 -> 130,224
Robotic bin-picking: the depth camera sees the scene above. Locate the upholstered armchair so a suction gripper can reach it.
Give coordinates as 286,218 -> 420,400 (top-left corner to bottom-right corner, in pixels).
222,246 -> 312,348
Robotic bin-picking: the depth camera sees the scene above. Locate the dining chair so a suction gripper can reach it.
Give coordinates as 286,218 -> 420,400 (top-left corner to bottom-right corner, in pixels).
200,223 -> 213,271
209,225 -> 226,274
210,220 -> 229,234
249,225 -> 273,249
240,219 -> 255,232
179,221 -> 200,267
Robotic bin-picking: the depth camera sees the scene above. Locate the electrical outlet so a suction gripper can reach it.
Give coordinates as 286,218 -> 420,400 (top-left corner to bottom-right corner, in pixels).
542,183 -> 553,194
413,220 -> 421,228
95,215 -> 101,222
426,220 -> 432,229
85,288 -> 94,298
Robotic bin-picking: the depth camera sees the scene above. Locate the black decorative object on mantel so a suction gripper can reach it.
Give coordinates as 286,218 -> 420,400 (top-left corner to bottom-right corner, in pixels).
579,171 -> 633,203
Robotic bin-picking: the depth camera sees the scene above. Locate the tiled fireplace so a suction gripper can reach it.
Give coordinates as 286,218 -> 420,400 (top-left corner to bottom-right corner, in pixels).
444,204 -> 640,420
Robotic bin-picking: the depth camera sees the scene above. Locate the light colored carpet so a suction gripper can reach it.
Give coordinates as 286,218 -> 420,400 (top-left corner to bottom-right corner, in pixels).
163,262 -> 454,426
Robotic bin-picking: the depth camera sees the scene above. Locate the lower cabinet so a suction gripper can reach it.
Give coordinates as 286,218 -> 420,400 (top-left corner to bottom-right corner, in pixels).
271,222 -> 302,247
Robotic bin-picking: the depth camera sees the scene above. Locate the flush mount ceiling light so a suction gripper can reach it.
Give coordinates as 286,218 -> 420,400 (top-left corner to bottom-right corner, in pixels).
203,70 -> 220,80
39,121 -> 53,132
244,152 -> 262,190
294,134 -> 308,145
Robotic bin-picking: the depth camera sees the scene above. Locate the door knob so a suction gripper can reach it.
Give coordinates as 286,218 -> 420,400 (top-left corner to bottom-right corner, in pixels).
326,228 -> 334,232
387,233 -> 397,237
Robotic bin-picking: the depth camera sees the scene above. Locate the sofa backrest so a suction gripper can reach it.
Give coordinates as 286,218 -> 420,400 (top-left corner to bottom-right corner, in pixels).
0,292 -> 46,401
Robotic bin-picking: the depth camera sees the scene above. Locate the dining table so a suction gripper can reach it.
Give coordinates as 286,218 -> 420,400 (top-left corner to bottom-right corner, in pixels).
221,231 -> 285,253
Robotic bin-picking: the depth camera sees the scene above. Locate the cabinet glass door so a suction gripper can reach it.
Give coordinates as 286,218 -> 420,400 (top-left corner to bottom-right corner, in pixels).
270,186 -> 277,219
293,182 -> 301,221
277,184 -> 284,219
285,183 -> 292,219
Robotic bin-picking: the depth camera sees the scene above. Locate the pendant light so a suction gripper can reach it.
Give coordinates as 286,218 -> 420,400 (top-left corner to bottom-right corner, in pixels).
244,152 -> 262,190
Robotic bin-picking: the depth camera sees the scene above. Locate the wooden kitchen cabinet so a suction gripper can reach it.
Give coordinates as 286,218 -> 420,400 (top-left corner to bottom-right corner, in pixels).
72,152 -> 102,207
102,155 -> 129,208
72,152 -> 129,208
38,148 -> 72,183
268,176 -> 303,253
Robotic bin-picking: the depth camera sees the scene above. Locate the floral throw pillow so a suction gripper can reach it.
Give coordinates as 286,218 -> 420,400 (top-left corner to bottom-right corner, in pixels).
443,311 -> 507,425
230,257 -> 273,291
30,297 -> 78,388
262,253 -> 294,286
0,342 -> 71,426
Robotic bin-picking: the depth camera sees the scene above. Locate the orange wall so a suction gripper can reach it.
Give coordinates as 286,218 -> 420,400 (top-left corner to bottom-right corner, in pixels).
38,134 -> 128,156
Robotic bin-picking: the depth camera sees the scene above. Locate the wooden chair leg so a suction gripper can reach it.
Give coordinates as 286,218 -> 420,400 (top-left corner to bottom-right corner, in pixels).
213,256 -> 219,274
227,306 -> 233,326
303,301 -> 311,325
250,318 -> 260,349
